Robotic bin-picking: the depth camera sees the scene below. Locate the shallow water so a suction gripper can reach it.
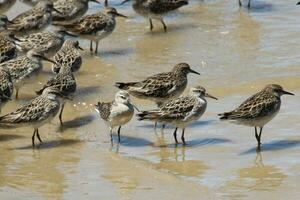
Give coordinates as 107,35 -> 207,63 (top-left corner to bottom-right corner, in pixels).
1,0 -> 300,199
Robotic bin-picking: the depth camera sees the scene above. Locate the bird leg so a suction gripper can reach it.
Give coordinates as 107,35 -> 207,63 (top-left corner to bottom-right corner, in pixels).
95,41 -> 99,54
15,89 -> 19,99
154,121 -> 157,130
173,127 -> 178,144
36,129 -> 43,143
238,0 -> 242,6
160,19 -> 167,32
255,127 -> 263,151
32,129 -> 37,147
109,127 -> 113,144
90,41 -> 93,52
247,0 -> 251,8
117,126 -> 121,143
181,128 -> 186,145
149,18 -> 153,31
59,103 -> 65,126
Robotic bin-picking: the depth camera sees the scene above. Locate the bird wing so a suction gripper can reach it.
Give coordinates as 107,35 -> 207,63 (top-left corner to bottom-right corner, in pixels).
145,0 -> 188,14
3,57 -> 36,82
17,32 -> 54,51
0,67 -> 13,101
62,13 -> 107,34
8,9 -> 46,32
159,96 -> 196,120
129,72 -> 176,98
37,72 -> 76,96
225,91 -> 280,120
0,96 -> 58,124
95,101 -> 112,121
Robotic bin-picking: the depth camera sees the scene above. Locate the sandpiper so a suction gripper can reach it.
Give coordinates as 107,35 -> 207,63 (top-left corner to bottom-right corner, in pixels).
0,87 -> 63,147
52,40 -> 83,74
0,50 -> 56,99
15,30 -> 77,56
0,0 -> 16,13
239,0 -> 251,8
52,0 -> 100,21
0,67 -> 13,113
53,7 -> 127,53
7,0 -> 61,35
137,86 -> 217,145
0,32 -> 19,63
36,64 -> 76,125
219,84 -> 294,151
121,0 -> 188,32
95,90 -> 135,143
0,15 -> 13,30
115,63 -> 200,127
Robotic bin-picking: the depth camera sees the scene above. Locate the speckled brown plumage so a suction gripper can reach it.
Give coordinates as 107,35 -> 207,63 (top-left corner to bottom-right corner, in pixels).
7,0 -> 56,35
0,67 -> 13,112
115,63 -> 200,105
0,33 -> 17,63
219,84 -> 294,150
52,40 -> 82,74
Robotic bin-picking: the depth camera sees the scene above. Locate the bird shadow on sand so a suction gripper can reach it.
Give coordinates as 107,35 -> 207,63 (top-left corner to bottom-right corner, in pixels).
0,134 -> 25,142
112,134 -> 153,147
240,2 -> 273,12
145,22 -> 198,35
57,114 -> 95,132
137,119 -> 215,129
13,139 -> 81,150
160,137 -> 231,148
76,86 -> 101,97
240,139 -> 300,155
96,47 -> 135,58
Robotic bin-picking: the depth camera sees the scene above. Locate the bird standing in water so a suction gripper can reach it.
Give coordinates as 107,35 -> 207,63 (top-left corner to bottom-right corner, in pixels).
137,86 -> 217,145
121,0 -> 188,31
95,91 -> 135,143
219,84 -> 294,151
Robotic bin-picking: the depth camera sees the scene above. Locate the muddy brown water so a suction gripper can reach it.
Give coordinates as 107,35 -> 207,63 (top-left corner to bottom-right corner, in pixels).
1,0 -> 300,199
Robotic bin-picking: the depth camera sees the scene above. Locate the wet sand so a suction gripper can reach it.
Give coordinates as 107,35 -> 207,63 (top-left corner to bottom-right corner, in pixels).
0,0 -> 300,199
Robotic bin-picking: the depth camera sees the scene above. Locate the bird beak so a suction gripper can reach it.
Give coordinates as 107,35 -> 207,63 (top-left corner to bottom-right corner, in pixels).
11,34 -> 21,42
121,0 -> 130,5
6,19 -> 14,24
90,0 -> 100,3
115,12 -> 128,18
205,93 -> 218,100
64,31 -> 78,37
129,100 -> 140,112
78,45 -> 84,51
36,54 -> 56,64
189,68 -> 200,75
282,90 -> 295,96
53,7 -> 63,14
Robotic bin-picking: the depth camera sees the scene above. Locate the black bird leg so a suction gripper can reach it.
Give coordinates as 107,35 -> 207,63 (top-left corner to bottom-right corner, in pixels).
32,129 -> 37,147
160,19 -> 167,32
173,127 -> 178,144
59,103 -> 65,126
95,41 -> 99,54
90,41 -> 93,52
117,126 -> 121,143
36,129 -> 43,143
149,18 -> 153,31
181,128 -> 186,145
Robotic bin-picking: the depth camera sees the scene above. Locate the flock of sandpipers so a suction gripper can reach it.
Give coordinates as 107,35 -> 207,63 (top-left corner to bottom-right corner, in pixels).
0,0 -> 296,151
